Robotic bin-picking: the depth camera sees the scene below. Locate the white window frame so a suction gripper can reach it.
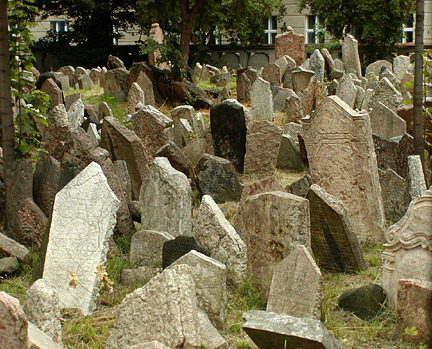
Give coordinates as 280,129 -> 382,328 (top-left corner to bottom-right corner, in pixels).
264,16 -> 278,45
50,20 -> 69,33
305,15 -> 323,44
401,13 -> 414,43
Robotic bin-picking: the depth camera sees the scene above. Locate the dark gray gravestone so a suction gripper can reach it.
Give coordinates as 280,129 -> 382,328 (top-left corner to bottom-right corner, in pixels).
338,284 -> 386,319
243,310 -> 341,349
210,99 -> 246,173
306,184 -> 366,273
162,236 -> 208,269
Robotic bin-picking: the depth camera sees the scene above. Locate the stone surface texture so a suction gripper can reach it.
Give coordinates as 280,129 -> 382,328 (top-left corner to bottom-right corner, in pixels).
243,121 -> 282,174
342,34 -> 362,77
382,188 -> 432,307
42,162 -> 120,315
407,155 -> 427,199
243,310 -> 341,349
234,191 -> 310,298
193,195 -> 247,287
250,77 -> 274,122
303,96 -> 386,243
0,231 -> 29,261
370,102 -> 406,139
127,82 -> 145,113
239,177 -> 283,205
307,184 -> 367,273
267,245 -> 322,319
130,230 -> 174,268
0,291 -> 28,348
275,27 -> 305,66
170,251 -> 227,330
379,168 -> 410,223
24,279 -> 62,343
140,157 -> 192,236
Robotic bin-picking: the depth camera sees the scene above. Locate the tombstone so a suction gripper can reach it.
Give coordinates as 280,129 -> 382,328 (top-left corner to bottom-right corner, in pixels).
0,291 -> 28,348
127,82 -> 145,113
196,155 -> 242,203
193,195 -> 247,287
303,96 -> 386,243
309,49 -> 325,82
140,157 -> 192,236
130,106 -> 173,158
113,160 -> 132,201
173,118 -> 193,148
272,86 -> 291,112
162,236 -> 208,269
379,168 -> 410,223
267,245 -> 322,319
100,116 -> 151,199
365,60 -> 392,77
370,102 -> 406,139
148,23 -> 169,70
382,188 -> 432,307
261,63 -> 281,84
210,99 -> 247,173
284,92 -> 303,123
103,68 -> 130,100
301,76 -> 320,117
250,77 -> 274,122
407,155 -> 427,199
107,265 -> 226,348
369,77 -> 403,112
129,230 -> 173,269
336,74 -> 357,109
244,121 -> 282,174
274,26 -> 305,66
393,55 -> 411,82
170,251 -> 227,330
78,74 -> 93,90
99,101 -> 113,118
0,257 -> 19,273
395,279 -> 432,346
107,54 -> 126,70
237,70 -> 252,103
239,177 -> 283,205
342,34 -> 362,77
136,71 -> 156,106
24,279 -> 62,343
291,67 -> 315,94
307,184 -> 367,272
274,55 -> 296,81
210,72 -> 231,87
0,231 -> 29,262
67,98 -> 85,129
89,67 -> 102,83
171,105 -> 205,139
243,310 -> 341,349
42,162 -> 120,315
155,141 -> 195,179
234,191 -> 310,298
394,133 -> 415,178
41,78 -> 63,107
276,135 -> 304,171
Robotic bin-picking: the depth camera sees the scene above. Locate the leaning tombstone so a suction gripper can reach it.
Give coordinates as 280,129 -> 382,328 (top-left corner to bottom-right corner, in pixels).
342,34 -> 362,77
369,102 -> 406,139
407,155 -> 427,199
42,162 -> 120,315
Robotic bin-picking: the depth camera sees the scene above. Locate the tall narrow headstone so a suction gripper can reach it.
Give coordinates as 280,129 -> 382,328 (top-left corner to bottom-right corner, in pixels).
139,157 -> 192,236
303,96 -> 386,243
42,162 -> 120,315
342,34 -> 362,77
234,191 -> 310,298
275,26 -> 305,66
250,77 -> 274,122
407,155 -> 427,199
267,245 -> 322,319
382,188 -> 432,307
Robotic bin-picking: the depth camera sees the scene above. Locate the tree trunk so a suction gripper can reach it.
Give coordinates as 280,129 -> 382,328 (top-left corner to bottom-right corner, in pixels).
0,0 -> 15,165
179,15 -> 194,68
413,0 -> 426,179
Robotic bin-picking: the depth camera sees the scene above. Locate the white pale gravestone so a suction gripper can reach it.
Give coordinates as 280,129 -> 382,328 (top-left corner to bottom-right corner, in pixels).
43,162 -> 120,315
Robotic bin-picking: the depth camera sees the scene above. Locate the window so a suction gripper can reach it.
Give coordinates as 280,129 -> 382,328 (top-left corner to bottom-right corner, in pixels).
402,13 -> 414,43
263,16 -> 278,45
305,15 -> 324,44
50,21 -> 69,33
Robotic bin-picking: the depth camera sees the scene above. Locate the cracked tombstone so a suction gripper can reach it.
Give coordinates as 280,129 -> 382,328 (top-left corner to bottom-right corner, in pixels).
42,162 -> 120,315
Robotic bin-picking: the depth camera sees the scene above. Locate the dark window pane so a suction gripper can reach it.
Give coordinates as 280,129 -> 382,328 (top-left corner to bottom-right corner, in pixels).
407,13 -> 414,27
308,32 -> 315,44
308,15 -> 316,29
263,18 -> 268,29
406,31 -> 413,42
50,21 -> 56,31
271,33 -> 277,44
58,22 -> 65,32
272,16 -> 277,29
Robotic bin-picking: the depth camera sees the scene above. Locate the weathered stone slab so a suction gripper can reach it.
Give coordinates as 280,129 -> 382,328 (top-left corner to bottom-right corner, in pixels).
275,27 -> 305,66
43,162 -> 120,315
41,78 -> 63,107
130,105 -> 173,158
103,68 -> 129,100
303,96 -> 386,243
0,231 -> 29,261
342,34 -> 361,77
155,141 -> 195,179
370,77 -> 402,112
172,118 -> 193,148
113,160 -> 132,201
309,49 -> 325,82
251,77 -> 274,122
234,191 -> 310,298
408,155 -> 427,199
284,91 -> 303,123
67,99 -> 85,129
307,184 -> 367,272
276,134 -> 304,171
272,86 -> 292,112
393,55 -> 411,82
243,121 -> 282,174
291,67 -> 315,94
370,102 -> 406,139
162,236 -> 208,269
0,257 -> 19,273
27,321 -> 63,349
136,71 -> 156,107
140,157 -> 191,236
171,105 -> 205,139
336,74 -> 357,109
261,63 -> 281,84
243,310 -> 341,349
0,291 -> 28,348
130,230 -> 174,268
382,188 -> 432,307
379,168 -> 410,223
365,60 -> 392,77
127,82 -> 145,113
24,279 -> 62,343
210,99 -> 246,173
193,195 -> 246,287
286,173 -> 312,198
267,245 -> 322,319
239,176 -> 283,205
170,251 -> 226,330
395,279 -> 432,346
100,116 -> 151,200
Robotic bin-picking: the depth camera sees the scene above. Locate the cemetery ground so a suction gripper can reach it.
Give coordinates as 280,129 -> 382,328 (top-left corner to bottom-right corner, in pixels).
0,79 -> 424,349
